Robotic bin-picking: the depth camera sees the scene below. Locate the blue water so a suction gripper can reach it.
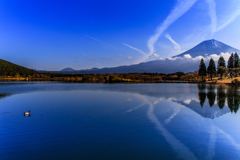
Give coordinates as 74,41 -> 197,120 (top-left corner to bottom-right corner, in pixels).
1,82 -> 240,160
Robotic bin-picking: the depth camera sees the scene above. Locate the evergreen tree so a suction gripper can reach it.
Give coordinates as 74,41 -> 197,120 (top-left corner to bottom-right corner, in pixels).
198,58 -> 207,81
228,53 -> 234,68
234,52 -> 240,77
234,52 -> 240,67
217,56 -> 226,79
207,58 -> 216,80
228,53 -> 234,78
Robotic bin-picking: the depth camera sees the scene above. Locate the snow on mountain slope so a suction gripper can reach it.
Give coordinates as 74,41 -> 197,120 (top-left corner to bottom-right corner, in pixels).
173,39 -> 240,58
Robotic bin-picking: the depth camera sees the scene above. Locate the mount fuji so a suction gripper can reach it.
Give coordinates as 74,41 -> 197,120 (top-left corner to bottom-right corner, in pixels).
173,39 -> 240,58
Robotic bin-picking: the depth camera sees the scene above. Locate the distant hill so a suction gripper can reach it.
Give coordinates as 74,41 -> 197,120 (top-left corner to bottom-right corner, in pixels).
70,59 -> 199,74
90,67 -> 99,70
60,67 -> 100,73
0,59 -> 37,76
61,67 -> 76,72
173,39 -> 240,58
55,39 -> 240,74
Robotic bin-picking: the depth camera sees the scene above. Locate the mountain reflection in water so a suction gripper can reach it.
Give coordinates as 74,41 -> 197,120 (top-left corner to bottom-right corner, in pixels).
0,82 -> 239,119
1,82 -> 240,159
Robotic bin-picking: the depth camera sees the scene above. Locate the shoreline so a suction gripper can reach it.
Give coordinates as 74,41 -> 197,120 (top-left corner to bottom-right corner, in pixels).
0,77 -> 239,85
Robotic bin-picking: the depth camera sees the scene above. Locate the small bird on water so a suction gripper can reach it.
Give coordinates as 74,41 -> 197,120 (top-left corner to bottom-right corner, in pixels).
24,110 -> 31,116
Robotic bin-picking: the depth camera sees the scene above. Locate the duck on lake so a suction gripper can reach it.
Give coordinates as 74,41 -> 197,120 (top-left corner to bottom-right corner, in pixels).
24,110 -> 31,116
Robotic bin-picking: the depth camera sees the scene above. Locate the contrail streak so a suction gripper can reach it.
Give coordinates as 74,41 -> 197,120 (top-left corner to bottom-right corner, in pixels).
83,34 -> 107,44
206,0 -> 217,35
165,34 -> 181,51
147,0 -> 197,57
122,43 -> 146,55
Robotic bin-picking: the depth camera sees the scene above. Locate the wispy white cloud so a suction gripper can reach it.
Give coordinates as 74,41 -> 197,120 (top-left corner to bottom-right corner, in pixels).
122,43 -> 146,55
149,53 -> 160,58
167,52 -> 231,62
125,56 -> 134,60
206,0 -> 217,35
83,34 -> 107,44
165,34 -> 181,51
206,0 -> 240,33
216,8 -> 240,32
147,0 -> 197,57
183,54 -> 192,59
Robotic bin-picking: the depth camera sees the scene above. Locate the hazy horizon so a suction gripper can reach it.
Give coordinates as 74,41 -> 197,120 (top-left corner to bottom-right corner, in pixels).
1,0 -> 240,71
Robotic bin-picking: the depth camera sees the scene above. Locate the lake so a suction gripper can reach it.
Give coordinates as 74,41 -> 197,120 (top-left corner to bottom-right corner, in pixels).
1,82 -> 240,160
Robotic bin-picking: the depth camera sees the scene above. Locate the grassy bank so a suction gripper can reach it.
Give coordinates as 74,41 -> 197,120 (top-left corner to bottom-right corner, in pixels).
1,76 -> 240,84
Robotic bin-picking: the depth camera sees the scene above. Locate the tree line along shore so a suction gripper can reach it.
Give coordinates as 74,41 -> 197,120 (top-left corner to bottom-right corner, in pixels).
198,52 -> 240,84
1,53 -> 240,84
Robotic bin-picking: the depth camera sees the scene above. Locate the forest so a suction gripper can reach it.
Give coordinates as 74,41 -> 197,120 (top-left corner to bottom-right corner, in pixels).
0,59 -> 36,77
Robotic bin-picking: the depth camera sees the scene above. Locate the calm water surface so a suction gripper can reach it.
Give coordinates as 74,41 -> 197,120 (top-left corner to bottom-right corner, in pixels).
1,82 -> 240,160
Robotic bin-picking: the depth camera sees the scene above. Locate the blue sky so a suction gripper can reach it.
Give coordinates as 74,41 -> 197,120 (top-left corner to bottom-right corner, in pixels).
0,0 -> 240,70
